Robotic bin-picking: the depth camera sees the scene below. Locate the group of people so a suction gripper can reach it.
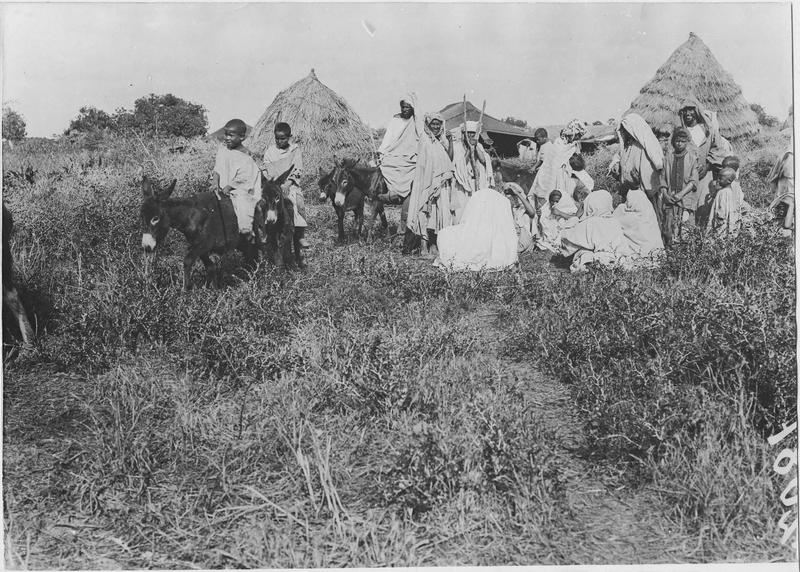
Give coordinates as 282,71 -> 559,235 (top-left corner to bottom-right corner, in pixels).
375,94 -> 794,273
211,118 -> 309,265
210,95 -> 793,275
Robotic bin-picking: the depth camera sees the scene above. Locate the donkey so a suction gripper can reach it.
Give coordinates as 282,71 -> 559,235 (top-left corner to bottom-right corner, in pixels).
497,160 -> 536,195
140,170 -> 292,289
257,166 -> 304,269
3,204 -> 35,347
328,158 -> 390,242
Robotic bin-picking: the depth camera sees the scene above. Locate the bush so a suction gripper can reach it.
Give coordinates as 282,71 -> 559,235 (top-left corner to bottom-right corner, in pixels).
3,108 -> 27,141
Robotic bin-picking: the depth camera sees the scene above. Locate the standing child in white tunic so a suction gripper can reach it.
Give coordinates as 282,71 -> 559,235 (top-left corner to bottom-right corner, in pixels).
262,122 -> 309,249
213,119 -> 261,242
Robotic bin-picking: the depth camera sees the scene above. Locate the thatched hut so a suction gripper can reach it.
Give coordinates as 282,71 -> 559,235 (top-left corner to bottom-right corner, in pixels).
626,32 -> 759,142
244,69 -> 374,179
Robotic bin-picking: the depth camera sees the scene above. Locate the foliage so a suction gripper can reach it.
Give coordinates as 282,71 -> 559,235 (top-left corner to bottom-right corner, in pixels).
502,116 -> 528,128
1,132 -> 795,567
112,93 -> 207,138
65,106 -> 115,134
3,108 -> 27,141
592,120 -> 603,126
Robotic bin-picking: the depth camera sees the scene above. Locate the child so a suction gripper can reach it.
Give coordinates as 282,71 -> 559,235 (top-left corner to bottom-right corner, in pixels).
659,127 -> 700,245
567,153 -> 594,196
528,128 -> 554,213
573,185 -> 591,219
706,167 -> 746,238
262,122 -> 309,249
654,124 -> 674,155
504,182 -> 536,254
213,119 -> 262,242
537,189 -> 579,252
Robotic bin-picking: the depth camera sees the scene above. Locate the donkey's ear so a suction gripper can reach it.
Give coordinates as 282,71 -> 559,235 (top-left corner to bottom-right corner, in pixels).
142,176 -> 154,197
165,179 -> 177,196
274,164 -> 295,187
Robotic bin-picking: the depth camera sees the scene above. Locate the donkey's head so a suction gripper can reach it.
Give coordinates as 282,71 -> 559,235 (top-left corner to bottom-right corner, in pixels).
140,176 -> 177,252
331,157 -> 359,208
259,165 -> 295,225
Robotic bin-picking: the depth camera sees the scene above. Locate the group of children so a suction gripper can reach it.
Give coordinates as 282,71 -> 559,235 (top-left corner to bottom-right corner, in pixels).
212,118 -> 309,263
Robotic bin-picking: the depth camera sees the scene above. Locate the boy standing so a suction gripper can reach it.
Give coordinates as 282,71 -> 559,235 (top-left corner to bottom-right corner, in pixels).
262,122 -> 309,249
706,167 -> 746,238
213,119 -> 262,242
659,127 -> 700,245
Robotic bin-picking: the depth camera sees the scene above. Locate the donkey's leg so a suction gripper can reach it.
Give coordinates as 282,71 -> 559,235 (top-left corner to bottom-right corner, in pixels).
3,286 -> 34,346
336,207 -> 346,243
280,227 -> 294,269
183,254 -> 199,291
293,227 -> 306,269
200,254 -> 218,288
355,204 -> 364,239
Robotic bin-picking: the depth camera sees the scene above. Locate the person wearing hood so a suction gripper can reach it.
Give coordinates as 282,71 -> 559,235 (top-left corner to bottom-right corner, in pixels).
404,112 -> 454,256
609,113 -> 665,234
560,190 -> 634,273
449,120 -> 493,224
678,97 -> 733,227
614,189 -> 664,257
378,93 -> 422,238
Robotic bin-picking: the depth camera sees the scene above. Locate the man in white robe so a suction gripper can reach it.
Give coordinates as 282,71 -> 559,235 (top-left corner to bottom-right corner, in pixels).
378,93 -> 421,237
449,121 -> 493,224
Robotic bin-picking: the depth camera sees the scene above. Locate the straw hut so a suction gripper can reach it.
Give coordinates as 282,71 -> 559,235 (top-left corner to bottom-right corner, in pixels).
626,32 -> 759,143
245,69 -> 374,179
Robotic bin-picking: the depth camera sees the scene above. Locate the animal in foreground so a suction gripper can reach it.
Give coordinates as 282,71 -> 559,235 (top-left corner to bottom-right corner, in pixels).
257,166 -> 305,269
2,204 -> 35,347
140,176 -> 261,289
328,158 -> 389,241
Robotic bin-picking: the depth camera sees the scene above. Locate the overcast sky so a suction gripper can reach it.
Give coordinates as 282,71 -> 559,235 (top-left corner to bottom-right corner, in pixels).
1,2 -> 794,137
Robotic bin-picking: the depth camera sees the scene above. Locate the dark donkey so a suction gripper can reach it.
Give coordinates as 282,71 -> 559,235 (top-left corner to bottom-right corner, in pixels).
327,158 -> 390,241
257,165 -> 305,269
3,204 -> 35,347
140,171 -> 291,289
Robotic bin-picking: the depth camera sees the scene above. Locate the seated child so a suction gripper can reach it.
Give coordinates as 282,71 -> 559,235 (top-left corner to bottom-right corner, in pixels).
573,185 -> 591,219
213,119 -> 262,242
707,167 -> 747,238
568,153 -> 594,193
503,182 -> 536,254
659,127 -> 700,244
262,122 -> 309,249
538,189 -> 579,252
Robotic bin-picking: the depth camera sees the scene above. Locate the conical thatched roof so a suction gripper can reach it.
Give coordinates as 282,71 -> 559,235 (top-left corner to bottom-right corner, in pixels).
626,32 -> 759,142
245,69 -> 374,175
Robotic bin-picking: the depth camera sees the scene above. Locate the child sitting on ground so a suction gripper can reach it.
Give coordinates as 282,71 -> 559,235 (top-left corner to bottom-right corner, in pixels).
213,119 -> 262,242
707,166 -> 747,238
262,122 -> 310,249
659,127 -> 700,245
537,189 -> 579,252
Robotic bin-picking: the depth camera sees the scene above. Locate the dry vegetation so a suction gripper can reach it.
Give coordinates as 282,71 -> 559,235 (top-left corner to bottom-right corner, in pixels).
2,130 -> 796,568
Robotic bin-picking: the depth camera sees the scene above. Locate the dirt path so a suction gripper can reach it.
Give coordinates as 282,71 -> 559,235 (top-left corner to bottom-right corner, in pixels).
468,304 -> 679,565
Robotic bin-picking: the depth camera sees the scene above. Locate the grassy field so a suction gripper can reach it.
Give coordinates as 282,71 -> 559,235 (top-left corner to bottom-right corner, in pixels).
2,133 -> 797,568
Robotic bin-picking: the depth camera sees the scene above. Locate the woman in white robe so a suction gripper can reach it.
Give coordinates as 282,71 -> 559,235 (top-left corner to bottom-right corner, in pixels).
435,187 -> 517,272
560,190 -> 633,273
614,189 -> 664,257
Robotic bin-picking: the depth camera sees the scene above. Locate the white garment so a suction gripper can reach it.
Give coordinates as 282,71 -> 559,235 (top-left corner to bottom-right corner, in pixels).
214,145 -> 261,232
435,188 -> 518,271
688,124 -> 706,148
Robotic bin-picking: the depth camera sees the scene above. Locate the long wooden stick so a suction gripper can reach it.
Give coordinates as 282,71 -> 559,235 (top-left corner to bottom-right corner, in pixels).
464,95 -> 478,193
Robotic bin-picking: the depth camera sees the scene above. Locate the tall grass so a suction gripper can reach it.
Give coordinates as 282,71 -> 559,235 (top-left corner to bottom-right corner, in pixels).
2,131 -> 796,567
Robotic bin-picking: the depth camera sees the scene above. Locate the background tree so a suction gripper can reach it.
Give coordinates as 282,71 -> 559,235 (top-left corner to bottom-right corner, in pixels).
113,93 -> 208,138
502,116 -> 528,129
3,108 -> 27,142
750,103 -> 779,128
65,106 -> 114,134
